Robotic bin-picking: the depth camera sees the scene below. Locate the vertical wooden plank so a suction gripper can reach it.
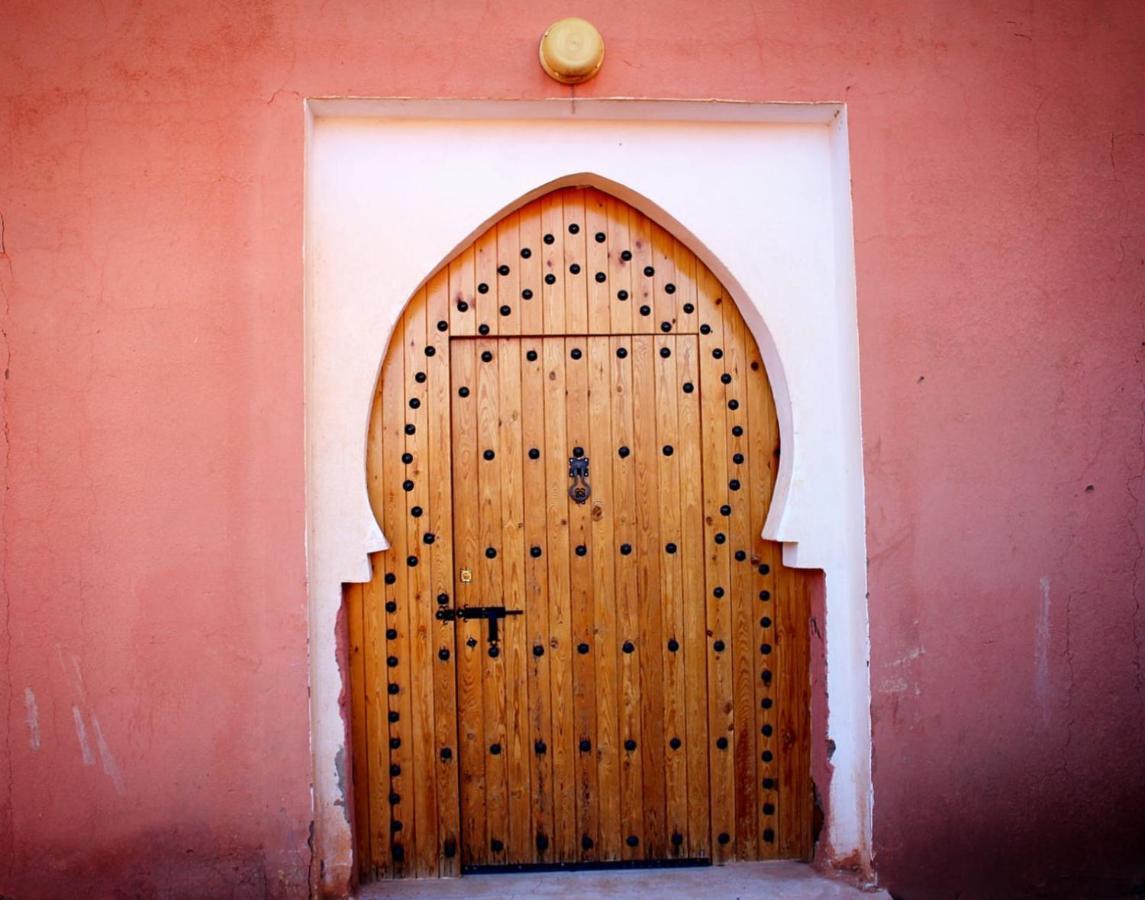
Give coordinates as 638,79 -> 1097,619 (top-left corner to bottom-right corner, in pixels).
673,237 -> 699,334
541,194 -> 566,336
542,337 -> 577,860
521,337 -> 556,858
564,335 -> 600,860
449,244 -> 476,336
651,224 -> 677,337
475,336 -> 509,861
496,212 -> 522,337
562,189 -> 589,334
629,209 -> 656,334
654,333 -> 689,855
606,197 -> 634,335
450,338 -> 486,865
497,337 -> 532,861
630,335 -> 667,856
347,581 -> 372,878
609,335 -> 645,859
723,300 -> 758,862
696,264 -> 735,862
585,189 -> 612,334
519,199 -> 544,335
381,316 -> 413,877
675,334 -> 711,858
426,272 -> 459,875
475,227 -> 499,337
587,336 -> 621,859
403,293 -> 439,877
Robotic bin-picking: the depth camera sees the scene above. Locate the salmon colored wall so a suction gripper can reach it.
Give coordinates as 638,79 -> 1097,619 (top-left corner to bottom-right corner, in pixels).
2,2 -> 1142,898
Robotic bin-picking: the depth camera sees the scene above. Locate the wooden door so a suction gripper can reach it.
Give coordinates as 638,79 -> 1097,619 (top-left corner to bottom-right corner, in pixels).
448,335 -> 710,867
346,186 -> 813,882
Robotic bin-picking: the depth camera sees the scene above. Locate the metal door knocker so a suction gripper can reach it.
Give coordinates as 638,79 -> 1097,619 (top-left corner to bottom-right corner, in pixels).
568,455 -> 591,504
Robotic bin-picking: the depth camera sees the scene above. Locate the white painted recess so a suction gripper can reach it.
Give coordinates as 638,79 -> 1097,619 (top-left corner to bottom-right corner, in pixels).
304,98 -> 870,891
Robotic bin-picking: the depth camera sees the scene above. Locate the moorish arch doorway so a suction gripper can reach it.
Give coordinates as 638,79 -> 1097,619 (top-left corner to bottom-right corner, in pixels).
345,186 -> 813,880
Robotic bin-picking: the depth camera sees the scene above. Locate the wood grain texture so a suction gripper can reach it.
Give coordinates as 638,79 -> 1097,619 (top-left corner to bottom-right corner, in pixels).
351,186 -> 813,881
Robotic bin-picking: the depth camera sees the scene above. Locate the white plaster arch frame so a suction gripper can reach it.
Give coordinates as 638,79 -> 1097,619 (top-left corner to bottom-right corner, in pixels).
304,98 -> 870,893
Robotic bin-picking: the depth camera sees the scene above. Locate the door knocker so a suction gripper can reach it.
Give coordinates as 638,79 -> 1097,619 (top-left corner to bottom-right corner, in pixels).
568,454 -> 591,504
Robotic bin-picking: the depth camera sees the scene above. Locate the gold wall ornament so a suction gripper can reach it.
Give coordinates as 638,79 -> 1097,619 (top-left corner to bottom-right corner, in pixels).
539,17 -> 604,84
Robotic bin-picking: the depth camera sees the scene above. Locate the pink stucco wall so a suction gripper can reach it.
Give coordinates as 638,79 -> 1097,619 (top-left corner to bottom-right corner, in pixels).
2,2 -> 1143,897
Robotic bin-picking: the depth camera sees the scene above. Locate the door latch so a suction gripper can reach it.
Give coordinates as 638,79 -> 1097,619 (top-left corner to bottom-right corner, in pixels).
436,605 -> 523,644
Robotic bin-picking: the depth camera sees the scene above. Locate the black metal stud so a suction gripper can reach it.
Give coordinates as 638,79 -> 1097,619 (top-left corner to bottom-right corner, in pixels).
622,641 -> 635,654
729,479 -> 741,491
762,777 -> 775,789
595,272 -> 607,283
761,643 -> 773,655
716,736 -> 728,750
595,232 -> 606,243
714,639 -> 726,652
700,324 -> 712,335
728,399 -> 740,410
570,347 -> 582,359
667,638 -> 679,652
544,233 -> 555,244
491,838 -> 504,852
718,833 -> 730,846
733,452 -> 744,464
390,737 -> 401,749
761,670 -> 772,685
406,555 -> 418,567
569,223 -> 580,234
388,683 -> 399,695
391,843 -> 404,862
624,739 -> 637,751
488,645 -> 500,658
535,740 -> 547,754
483,449 -> 495,461
735,550 -> 747,561
627,835 -> 639,847
500,304 -> 511,317
763,828 -> 775,843
712,348 -> 723,359
670,737 -> 682,750
438,648 -> 450,661
528,447 -> 541,460
465,636 -> 477,648
683,303 -> 695,314
732,425 -> 744,437
721,373 -> 732,385
713,586 -> 725,598
385,601 -> 397,613
410,505 -> 423,517
485,547 -> 497,559
478,323 -> 490,335
617,289 -> 629,301
545,273 -> 556,285
444,838 -> 457,858
478,283 -> 489,294
762,750 -> 773,762
759,590 -> 771,601
577,642 -> 590,654
661,322 -> 672,333
522,288 -> 534,300
536,833 -> 549,852
533,644 -> 544,657
401,452 -> 413,464
575,544 -> 587,556
572,446 -> 585,457
582,835 -> 594,851
437,320 -> 448,332
385,573 -> 396,585
671,833 -> 684,847
530,545 -> 543,558
497,264 -> 510,276
416,371 -> 428,383
761,616 -> 772,628
437,593 -> 449,606
457,300 -> 469,312
423,533 -> 435,544
402,479 -> 414,491
620,543 -> 632,555
481,350 -> 493,362
391,763 -> 401,776
683,382 -> 694,393
639,305 -> 652,316
762,697 -> 773,709
617,347 -> 628,358
424,346 -> 436,357
388,711 -> 399,722
621,249 -> 632,261
618,446 -> 630,458
490,743 -> 501,755
404,424 -> 416,436
660,346 -> 671,357
662,444 -> 673,456
715,532 -> 726,544
644,265 -> 655,277
762,724 -> 773,737
569,263 -> 581,275
458,386 -> 469,398
758,563 -> 770,575
527,349 -> 538,361
665,542 -> 677,554
521,247 -> 532,258
386,628 -> 398,640
579,739 -> 591,752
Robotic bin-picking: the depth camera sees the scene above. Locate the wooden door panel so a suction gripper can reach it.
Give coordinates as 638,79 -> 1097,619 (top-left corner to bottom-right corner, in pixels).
351,186 -> 812,882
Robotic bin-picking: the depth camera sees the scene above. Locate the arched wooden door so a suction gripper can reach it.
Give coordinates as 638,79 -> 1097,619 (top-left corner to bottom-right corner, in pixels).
346,187 -> 812,880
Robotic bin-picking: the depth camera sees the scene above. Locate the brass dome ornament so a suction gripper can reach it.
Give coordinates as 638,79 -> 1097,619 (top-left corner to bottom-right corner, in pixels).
539,17 -> 604,84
